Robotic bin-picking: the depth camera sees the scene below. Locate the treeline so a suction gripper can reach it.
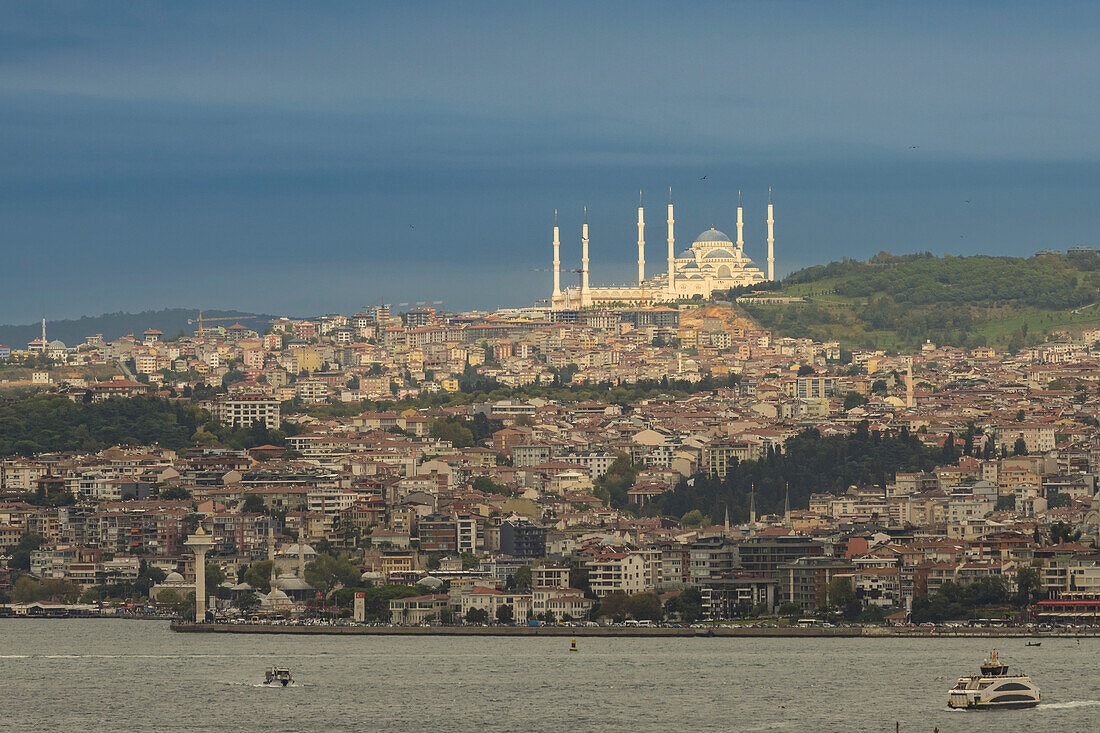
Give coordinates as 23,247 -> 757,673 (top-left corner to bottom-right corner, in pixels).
639,423 -> 939,523
782,251 -> 1098,310
0,394 -> 302,457
0,395 -> 206,456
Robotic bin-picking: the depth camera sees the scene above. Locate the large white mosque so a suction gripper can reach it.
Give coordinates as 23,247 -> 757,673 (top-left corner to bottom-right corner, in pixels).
550,190 -> 776,309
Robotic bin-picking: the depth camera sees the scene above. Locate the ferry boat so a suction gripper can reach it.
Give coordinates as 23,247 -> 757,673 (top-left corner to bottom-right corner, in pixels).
947,650 -> 1040,709
264,666 -> 293,687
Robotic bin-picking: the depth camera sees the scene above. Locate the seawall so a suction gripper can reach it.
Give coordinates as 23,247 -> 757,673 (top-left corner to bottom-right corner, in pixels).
169,622 -> 1100,638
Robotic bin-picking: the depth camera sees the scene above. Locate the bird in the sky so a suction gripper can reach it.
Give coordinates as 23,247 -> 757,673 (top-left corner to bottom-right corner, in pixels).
700,175 -> 707,180
409,224 -> 415,229
964,200 -> 971,204
909,145 -> 920,149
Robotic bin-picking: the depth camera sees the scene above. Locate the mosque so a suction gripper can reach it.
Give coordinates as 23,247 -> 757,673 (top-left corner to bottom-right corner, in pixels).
550,190 -> 775,309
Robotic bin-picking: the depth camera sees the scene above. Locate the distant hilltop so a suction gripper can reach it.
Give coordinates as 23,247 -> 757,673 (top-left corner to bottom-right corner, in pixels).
735,249 -> 1100,352
0,308 -> 280,347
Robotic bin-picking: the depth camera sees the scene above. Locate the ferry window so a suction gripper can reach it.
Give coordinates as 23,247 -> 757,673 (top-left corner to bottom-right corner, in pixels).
994,683 -> 1031,691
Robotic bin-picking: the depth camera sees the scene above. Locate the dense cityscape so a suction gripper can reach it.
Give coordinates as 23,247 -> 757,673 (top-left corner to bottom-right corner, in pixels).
4,287 -> 1100,630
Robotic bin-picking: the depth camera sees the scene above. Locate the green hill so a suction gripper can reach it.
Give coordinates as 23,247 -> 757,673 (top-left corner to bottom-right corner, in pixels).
735,250 -> 1100,352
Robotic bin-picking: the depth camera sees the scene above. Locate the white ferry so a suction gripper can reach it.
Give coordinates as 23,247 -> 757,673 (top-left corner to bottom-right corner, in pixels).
264,666 -> 294,687
947,650 -> 1040,709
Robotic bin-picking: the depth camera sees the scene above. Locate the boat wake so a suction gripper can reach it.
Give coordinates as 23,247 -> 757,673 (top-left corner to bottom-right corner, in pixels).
1039,700 -> 1100,710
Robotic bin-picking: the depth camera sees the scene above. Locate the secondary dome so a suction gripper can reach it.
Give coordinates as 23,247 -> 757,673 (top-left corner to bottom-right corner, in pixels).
704,248 -> 736,259
694,228 -> 732,244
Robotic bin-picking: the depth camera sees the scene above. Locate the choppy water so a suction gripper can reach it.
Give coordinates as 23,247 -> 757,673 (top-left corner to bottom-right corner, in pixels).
2,620 -> 1099,732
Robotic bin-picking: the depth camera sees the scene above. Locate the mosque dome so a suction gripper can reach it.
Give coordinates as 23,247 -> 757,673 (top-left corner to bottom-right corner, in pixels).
704,248 -> 736,259
163,571 -> 185,584
419,576 -> 444,589
268,588 -> 290,601
681,262 -> 699,270
677,248 -> 696,259
694,228 -> 732,244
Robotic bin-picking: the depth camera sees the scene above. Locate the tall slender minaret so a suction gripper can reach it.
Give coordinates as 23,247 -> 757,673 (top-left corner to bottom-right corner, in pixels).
552,210 -> 561,301
41,315 -> 46,345
784,482 -> 791,526
766,188 -> 775,281
636,191 -> 645,285
749,484 -> 757,524
906,357 -> 915,408
736,190 -> 744,254
581,207 -> 590,307
666,188 -> 676,297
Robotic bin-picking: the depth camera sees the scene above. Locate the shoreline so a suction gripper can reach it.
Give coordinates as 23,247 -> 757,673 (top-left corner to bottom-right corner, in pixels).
166,621 -> 1100,638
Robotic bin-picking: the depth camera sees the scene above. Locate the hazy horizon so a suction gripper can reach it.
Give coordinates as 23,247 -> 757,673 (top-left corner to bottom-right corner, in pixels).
3,1 -> 1100,322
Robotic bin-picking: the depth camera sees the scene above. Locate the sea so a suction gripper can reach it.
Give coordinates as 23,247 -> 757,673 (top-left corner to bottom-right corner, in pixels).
2,620 -> 1099,732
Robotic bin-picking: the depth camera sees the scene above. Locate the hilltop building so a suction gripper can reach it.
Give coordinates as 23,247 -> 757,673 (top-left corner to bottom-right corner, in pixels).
551,191 -> 775,309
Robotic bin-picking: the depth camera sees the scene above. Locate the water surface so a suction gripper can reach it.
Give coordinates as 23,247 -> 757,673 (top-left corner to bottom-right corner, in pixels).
2,620 -> 1098,732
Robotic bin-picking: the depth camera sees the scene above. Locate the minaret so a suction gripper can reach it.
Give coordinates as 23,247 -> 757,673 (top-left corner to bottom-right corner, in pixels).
552,210 -> 561,301
736,190 -> 744,253
41,315 -> 46,345
784,482 -> 791,526
749,484 -> 757,525
766,188 -> 775,281
666,188 -> 676,297
724,505 -> 730,532
636,191 -> 645,285
906,357 -> 915,408
298,529 -> 306,579
581,207 -> 590,307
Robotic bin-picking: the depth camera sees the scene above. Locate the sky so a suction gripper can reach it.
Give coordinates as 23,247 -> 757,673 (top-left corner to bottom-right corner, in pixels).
2,1 -> 1100,323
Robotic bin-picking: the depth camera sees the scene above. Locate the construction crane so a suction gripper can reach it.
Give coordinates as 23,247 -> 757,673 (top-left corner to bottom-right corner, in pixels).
187,311 -> 263,338
374,300 -> 448,310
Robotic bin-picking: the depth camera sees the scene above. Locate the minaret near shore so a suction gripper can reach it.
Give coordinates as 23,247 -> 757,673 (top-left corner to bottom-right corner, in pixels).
581,207 -> 591,307
767,188 -> 775,281
666,188 -> 675,297
552,210 -> 561,298
636,192 -> 645,285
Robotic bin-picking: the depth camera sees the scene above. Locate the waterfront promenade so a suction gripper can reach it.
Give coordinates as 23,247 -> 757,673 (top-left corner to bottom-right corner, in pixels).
168,621 -> 1100,638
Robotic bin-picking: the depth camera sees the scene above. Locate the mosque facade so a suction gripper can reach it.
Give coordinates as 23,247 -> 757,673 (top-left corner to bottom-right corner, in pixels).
550,191 -> 775,309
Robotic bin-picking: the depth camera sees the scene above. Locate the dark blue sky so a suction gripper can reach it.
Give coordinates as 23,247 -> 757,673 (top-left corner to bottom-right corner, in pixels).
2,1 -> 1099,322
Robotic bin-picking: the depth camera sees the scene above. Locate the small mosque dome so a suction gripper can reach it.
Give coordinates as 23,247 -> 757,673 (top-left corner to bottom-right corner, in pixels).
48,340 -> 67,349
677,248 -> 696,259
164,571 -> 185,584
268,588 -> 290,601
361,570 -> 384,581
704,248 -> 735,259
694,228 -> 732,244
419,576 -> 444,589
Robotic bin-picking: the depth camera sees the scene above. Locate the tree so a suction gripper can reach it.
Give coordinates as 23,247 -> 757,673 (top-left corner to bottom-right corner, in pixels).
466,607 -> 490,624
241,495 -> 267,513
797,364 -> 815,376
826,576 -> 855,609
995,495 -> 1016,512
513,566 -> 533,591
304,554 -> 361,598
237,591 -> 261,613
1013,437 -> 1028,456
666,587 -> 704,623
627,591 -> 663,621
10,533 -> 45,571
496,604 -> 514,624
205,563 -> 226,592
161,485 -> 192,500
244,560 -> 279,593
1047,491 -> 1071,509
843,392 -> 868,411
1015,566 -> 1040,606
680,510 -> 708,528
778,601 -> 802,619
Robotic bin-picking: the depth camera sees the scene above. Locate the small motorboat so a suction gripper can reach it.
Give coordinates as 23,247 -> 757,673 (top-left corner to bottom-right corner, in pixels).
264,666 -> 293,687
947,649 -> 1040,709
1026,642 -> 1041,647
